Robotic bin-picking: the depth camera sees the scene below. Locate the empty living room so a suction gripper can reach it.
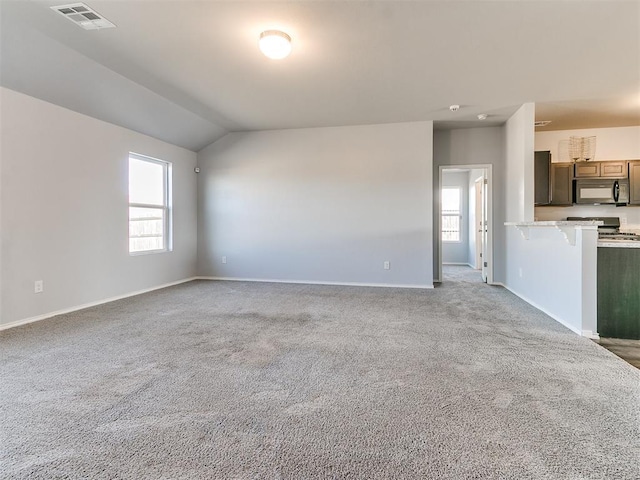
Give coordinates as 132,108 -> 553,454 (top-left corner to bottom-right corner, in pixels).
1,1 -> 639,479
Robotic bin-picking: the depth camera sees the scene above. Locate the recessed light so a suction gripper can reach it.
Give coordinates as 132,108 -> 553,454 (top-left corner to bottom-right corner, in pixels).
259,30 -> 292,59
477,113 -> 488,120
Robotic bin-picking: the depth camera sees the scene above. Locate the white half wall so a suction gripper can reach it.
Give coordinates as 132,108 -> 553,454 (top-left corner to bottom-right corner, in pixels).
197,122 -> 434,287
504,225 -> 598,336
0,88 -> 198,327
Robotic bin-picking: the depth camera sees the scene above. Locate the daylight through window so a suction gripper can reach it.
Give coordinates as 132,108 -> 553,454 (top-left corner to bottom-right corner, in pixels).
128,154 -> 171,254
442,187 -> 461,242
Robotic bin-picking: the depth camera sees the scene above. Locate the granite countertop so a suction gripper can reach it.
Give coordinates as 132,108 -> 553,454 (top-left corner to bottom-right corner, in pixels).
598,241 -> 640,249
504,221 -> 603,227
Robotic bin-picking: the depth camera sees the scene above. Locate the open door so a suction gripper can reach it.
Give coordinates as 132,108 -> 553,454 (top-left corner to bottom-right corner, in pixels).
481,175 -> 489,283
474,177 -> 483,270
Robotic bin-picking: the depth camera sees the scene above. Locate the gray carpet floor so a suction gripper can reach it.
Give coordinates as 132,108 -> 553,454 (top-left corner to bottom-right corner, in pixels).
1,266 -> 639,479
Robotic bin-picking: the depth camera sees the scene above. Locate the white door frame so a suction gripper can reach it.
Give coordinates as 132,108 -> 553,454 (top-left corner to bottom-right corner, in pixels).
438,164 -> 494,284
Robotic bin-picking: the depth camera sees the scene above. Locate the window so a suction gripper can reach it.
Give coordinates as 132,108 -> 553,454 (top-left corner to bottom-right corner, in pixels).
442,187 -> 461,242
128,153 -> 171,254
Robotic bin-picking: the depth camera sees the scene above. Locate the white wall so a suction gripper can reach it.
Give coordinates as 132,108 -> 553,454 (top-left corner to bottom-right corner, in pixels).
442,171 -> 469,264
433,127 -> 505,282
505,103 -> 535,223
0,88 -> 198,327
535,126 -> 640,163
504,103 -> 536,289
197,122 -> 433,287
535,126 -> 640,229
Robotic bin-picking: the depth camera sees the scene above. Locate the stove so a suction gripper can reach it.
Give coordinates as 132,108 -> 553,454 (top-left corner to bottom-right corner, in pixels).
566,217 -> 640,242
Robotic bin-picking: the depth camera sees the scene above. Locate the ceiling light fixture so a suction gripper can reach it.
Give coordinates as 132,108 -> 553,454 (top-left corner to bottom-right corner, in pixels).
449,105 -> 460,112
477,113 -> 488,120
534,120 -> 552,127
259,30 -> 292,59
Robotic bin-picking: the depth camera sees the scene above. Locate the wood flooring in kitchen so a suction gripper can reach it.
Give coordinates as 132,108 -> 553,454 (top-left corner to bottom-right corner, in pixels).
594,338 -> 640,369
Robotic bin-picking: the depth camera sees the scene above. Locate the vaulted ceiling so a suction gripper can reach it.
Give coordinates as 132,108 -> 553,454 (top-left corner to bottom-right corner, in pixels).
2,0 -> 639,151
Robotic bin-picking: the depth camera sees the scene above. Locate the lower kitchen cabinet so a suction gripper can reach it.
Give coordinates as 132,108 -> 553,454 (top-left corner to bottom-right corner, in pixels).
597,247 -> 640,339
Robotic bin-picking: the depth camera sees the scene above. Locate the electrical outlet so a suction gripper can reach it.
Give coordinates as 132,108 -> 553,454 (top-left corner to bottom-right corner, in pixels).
383,261 -> 390,270
222,256 -> 227,264
34,280 -> 44,294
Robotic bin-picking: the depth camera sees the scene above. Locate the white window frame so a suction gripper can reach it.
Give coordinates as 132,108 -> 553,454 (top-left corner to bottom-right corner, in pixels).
441,186 -> 462,243
128,153 -> 172,255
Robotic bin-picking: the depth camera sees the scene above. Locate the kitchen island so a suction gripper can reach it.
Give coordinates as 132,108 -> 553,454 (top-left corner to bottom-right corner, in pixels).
597,241 -> 640,339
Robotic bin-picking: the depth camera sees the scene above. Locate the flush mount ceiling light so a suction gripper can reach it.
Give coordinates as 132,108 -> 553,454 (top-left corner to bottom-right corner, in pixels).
449,105 -> 460,112
477,113 -> 488,120
259,30 -> 292,59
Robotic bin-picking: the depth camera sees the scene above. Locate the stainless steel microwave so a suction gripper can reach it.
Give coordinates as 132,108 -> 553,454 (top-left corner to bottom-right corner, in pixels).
574,178 -> 629,205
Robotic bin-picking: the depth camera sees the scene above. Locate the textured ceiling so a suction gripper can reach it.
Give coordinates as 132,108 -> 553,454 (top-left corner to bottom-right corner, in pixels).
1,0 -> 639,151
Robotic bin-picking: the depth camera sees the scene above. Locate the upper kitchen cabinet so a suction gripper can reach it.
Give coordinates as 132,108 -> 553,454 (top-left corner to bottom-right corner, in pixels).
550,163 -> 573,205
629,160 -> 640,205
534,151 -> 550,205
574,161 -> 628,178
574,162 -> 600,178
600,161 -> 627,177
535,151 -> 572,206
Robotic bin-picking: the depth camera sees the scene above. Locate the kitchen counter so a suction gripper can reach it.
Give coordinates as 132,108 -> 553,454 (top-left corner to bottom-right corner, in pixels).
505,221 -> 603,227
505,220 -> 601,246
598,241 -> 640,248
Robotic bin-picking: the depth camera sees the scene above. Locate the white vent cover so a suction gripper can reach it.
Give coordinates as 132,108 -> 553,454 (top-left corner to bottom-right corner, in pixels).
51,3 -> 115,30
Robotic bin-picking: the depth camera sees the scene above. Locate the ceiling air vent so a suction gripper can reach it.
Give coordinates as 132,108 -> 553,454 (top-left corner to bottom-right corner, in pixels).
534,121 -> 552,128
51,3 -> 115,30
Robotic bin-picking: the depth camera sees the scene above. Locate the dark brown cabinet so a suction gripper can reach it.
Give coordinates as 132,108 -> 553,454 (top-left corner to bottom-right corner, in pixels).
535,151 -> 573,206
534,151 -> 551,205
598,246 -> 640,339
630,160 -> 640,205
550,163 -> 573,205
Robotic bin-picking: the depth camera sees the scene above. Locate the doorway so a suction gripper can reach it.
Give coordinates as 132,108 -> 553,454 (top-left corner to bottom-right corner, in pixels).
438,165 -> 493,284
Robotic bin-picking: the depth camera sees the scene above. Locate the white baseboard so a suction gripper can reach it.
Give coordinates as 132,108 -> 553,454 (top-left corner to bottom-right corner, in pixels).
0,277 -> 198,331
195,276 -> 434,290
442,262 -> 468,266
582,330 -> 600,340
501,283 -> 583,336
